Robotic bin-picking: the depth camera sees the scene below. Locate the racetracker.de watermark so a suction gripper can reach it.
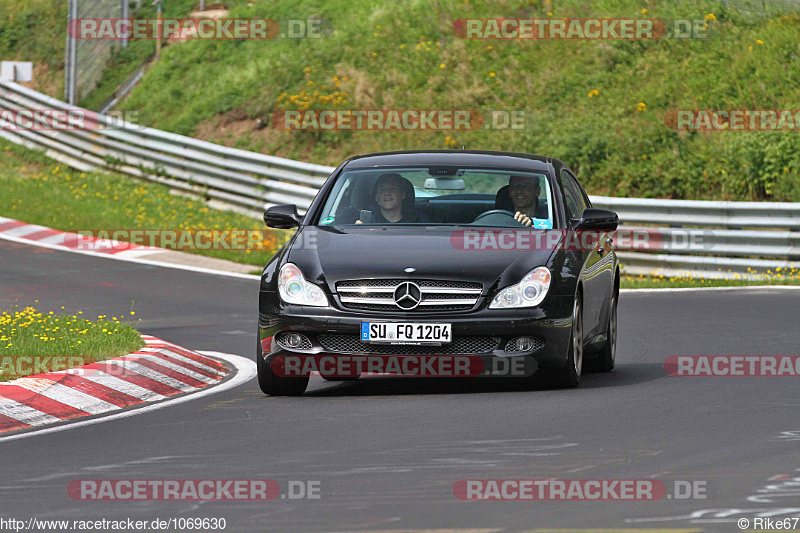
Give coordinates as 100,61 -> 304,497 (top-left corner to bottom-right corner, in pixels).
73,229 -> 279,251
665,356 -> 800,376
0,356 -> 88,377
271,109 -> 530,131
665,109 -> 800,131
0,109 -> 139,131
454,18 -> 712,40
269,354 -> 534,378
73,228 -> 731,254
30,359 -> 208,379
67,479 -> 321,500
450,228 -> 715,252
453,479 -> 708,500
67,18 -> 327,40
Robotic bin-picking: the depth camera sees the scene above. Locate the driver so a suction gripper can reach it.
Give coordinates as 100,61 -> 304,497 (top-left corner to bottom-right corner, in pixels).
508,174 -> 541,227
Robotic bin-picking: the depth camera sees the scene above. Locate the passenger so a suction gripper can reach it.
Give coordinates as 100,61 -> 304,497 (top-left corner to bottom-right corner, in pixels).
358,173 -> 422,223
507,174 -> 542,227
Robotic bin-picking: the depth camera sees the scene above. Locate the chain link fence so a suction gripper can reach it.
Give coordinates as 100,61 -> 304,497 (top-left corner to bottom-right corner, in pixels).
65,0 -> 129,105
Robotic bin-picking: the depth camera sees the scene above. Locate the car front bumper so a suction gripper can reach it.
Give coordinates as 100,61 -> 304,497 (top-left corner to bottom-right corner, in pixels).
258,290 -> 575,378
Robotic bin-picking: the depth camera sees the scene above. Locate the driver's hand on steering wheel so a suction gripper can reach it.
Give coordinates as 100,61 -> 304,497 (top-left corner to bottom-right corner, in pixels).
514,211 -> 533,227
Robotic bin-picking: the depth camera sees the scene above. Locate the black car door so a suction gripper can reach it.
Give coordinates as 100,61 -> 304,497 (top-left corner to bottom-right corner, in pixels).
560,169 -> 608,339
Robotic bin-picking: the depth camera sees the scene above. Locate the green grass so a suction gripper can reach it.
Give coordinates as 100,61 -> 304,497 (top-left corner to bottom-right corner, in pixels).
0,304 -> 144,381
106,0 -> 800,202
0,139 -> 289,266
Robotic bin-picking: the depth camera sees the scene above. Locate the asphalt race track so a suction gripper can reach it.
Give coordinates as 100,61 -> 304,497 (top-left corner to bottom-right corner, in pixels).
1,238 -> 799,532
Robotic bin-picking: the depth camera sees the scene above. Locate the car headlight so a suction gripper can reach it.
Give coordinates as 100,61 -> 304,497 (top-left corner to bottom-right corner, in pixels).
278,263 -> 329,307
490,266 -> 551,309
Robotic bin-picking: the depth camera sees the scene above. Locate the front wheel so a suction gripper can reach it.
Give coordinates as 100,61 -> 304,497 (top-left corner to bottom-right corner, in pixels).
552,294 -> 583,387
256,335 -> 308,396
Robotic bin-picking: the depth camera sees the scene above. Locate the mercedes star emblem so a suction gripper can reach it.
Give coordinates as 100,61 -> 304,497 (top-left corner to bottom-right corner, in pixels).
394,281 -> 422,310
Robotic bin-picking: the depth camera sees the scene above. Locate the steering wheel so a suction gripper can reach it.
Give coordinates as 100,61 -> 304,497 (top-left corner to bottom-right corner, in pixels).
472,209 -> 516,224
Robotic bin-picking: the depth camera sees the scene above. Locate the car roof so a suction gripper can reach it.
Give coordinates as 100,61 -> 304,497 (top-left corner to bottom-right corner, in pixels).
340,150 -> 558,172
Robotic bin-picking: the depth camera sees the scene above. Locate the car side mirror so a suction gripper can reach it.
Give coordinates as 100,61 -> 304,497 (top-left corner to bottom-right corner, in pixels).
264,204 -> 302,229
573,208 -> 619,231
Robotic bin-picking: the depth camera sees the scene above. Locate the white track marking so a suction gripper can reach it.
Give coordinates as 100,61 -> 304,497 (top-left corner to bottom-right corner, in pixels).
8,378 -> 117,415
0,397 -> 61,426
99,360 -> 195,391
139,347 -> 226,375
0,352 -> 256,443
38,233 -> 75,245
125,353 -> 219,383
57,368 -> 166,402
0,225 -> 51,238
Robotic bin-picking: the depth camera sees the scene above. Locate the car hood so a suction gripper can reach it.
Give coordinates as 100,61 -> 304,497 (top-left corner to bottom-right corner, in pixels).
286,226 -> 560,295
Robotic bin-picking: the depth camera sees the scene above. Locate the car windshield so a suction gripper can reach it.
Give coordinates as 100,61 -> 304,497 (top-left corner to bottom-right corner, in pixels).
315,167 -> 554,228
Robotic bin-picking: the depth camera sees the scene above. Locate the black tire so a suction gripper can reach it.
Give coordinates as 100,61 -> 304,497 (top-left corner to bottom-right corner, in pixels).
588,293 -> 617,373
256,335 -> 308,396
552,293 -> 583,388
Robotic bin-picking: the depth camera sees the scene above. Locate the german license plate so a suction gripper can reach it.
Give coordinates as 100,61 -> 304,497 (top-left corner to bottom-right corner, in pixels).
361,322 -> 452,344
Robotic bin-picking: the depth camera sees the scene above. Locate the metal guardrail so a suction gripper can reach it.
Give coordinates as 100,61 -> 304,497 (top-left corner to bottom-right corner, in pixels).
589,196 -> 800,230
589,197 -> 800,277
0,80 -> 332,217
1,80 -> 799,278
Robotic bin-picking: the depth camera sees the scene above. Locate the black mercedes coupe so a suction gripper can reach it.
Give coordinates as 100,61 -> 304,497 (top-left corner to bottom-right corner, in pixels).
257,151 -> 619,395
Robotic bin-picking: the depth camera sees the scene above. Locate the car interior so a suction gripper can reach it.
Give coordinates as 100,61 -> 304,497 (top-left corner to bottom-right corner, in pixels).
329,174 -> 551,225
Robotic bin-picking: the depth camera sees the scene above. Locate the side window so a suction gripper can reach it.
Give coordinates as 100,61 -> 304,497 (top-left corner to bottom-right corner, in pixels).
569,172 -> 591,210
560,170 -> 588,220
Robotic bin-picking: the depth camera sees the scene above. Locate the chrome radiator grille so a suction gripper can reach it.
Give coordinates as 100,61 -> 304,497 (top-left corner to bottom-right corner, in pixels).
335,279 -> 482,312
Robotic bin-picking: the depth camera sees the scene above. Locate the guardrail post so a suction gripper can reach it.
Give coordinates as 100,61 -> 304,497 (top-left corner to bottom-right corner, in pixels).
155,0 -> 163,59
121,0 -> 129,49
64,0 -> 79,104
